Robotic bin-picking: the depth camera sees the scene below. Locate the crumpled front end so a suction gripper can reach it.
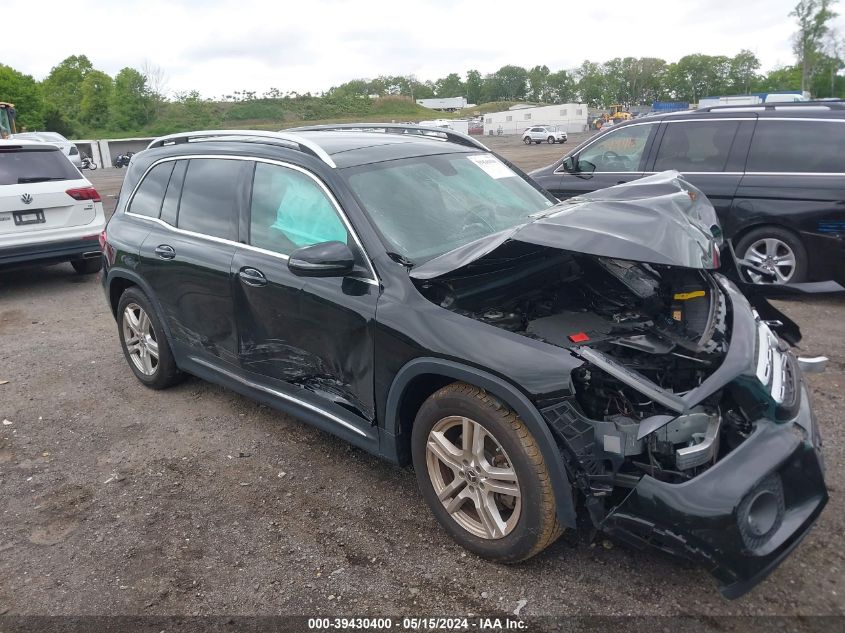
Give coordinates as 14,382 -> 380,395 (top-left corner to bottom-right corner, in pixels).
596,378 -> 827,598
536,276 -> 828,598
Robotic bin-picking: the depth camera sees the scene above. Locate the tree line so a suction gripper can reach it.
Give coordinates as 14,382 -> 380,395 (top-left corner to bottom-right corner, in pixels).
0,1 -> 840,137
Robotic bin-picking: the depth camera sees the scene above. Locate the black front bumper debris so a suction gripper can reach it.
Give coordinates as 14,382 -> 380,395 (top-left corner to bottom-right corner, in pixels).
600,381 -> 827,599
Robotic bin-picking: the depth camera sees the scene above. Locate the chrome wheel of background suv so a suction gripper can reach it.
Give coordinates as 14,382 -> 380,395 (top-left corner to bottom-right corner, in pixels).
122,303 -> 159,376
744,238 -> 797,283
425,415 -> 522,539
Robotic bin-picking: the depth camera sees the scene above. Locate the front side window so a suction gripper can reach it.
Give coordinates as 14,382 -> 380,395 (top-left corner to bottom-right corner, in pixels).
746,120 -> 845,173
177,158 -> 243,240
653,121 -> 739,172
249,162 -> 347,256
344,153 -> 554,264
128,161 -> 175,217
577,124 -> 654,172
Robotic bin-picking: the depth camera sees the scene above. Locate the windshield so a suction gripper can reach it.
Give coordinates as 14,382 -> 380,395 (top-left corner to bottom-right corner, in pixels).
0,148 -> 81,185
343,153 -> 554,264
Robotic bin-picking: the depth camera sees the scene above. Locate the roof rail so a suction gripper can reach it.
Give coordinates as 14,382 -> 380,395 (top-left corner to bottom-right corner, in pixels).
286,123 -> 490,152
146,130 -> 337,168
695,100 -> 845,113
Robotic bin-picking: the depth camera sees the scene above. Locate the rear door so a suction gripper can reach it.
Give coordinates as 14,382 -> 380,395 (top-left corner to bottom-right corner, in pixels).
137,157 -> 252,367
548,122 -> 660,200
0,146 -> 92,240
646,117 -> 752,230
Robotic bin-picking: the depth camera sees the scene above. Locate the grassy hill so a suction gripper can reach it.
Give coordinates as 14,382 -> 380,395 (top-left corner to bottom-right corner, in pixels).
81,95 -> 464,139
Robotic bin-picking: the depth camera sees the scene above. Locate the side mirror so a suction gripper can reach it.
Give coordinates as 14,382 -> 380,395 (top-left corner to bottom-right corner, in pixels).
561,156 -> 577,172
288,241 -> 355,278
578,160 -> 596,175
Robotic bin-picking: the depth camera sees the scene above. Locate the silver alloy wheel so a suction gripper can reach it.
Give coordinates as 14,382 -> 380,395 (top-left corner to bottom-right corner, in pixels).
523,137 -> 531,144
425,416 -> 522,539
122,303 -> 159,376
548,137 -> 555,144
743,237 -> 797,283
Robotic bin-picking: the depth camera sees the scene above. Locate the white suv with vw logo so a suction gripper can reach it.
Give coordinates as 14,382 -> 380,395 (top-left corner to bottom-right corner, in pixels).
0,138 -> 105,274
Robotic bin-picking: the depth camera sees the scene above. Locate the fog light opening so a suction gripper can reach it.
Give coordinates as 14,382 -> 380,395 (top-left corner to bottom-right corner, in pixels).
746,490 -> 779,537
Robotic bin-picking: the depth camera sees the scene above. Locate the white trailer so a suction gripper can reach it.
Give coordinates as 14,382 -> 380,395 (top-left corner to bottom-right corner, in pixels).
416,97 -> 468,111
482,104 -> 589,136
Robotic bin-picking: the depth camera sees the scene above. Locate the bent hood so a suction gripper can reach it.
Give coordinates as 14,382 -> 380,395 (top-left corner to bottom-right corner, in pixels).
410,171 -> 723,280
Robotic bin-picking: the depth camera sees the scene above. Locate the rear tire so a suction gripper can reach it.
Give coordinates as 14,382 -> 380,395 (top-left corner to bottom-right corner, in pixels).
116,287 -> 182,389
71,257 -> 102,275
411,382 -> 562,562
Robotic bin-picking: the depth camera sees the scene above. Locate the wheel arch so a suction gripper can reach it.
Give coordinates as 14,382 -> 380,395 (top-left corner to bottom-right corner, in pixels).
105,270 -> 175,342
384,357 -> 577,529
731,221 -> 801,246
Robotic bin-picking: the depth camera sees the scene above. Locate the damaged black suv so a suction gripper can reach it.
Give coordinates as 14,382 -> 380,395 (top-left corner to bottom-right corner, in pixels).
101,125 -> 828,599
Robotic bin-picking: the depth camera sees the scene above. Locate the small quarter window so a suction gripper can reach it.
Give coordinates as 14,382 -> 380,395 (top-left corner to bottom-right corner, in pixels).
128,162 -> 174,218
506,115 -> 512,122
524,113 -> 531,120
560,109 -> 567,116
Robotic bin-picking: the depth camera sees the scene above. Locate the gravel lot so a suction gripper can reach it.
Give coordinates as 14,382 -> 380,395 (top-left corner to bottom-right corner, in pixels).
0,134 -> 843,621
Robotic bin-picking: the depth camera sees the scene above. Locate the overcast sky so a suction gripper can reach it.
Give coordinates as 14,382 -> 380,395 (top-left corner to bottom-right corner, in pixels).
4,0 -> 845,98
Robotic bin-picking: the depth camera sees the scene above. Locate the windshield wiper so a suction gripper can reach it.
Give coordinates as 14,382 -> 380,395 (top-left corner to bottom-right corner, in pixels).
387,252 -> 415,269
17,176 -> 64,183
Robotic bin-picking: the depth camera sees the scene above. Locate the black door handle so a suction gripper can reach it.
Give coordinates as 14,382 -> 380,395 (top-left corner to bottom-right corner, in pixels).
154,244 -> 175,259
238,267 -> 267,287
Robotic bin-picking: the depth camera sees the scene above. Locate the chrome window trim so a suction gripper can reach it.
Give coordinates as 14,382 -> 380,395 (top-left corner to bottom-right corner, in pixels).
742,171 -> 845,176
123,153 -> 380,285
189,356 -> 369,437
663,117 -> 757,123
553,121 -> 658,174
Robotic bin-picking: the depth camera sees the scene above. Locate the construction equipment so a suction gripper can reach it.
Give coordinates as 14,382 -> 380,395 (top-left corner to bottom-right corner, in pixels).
0,102 -> 17,138
608,104 -> 632,122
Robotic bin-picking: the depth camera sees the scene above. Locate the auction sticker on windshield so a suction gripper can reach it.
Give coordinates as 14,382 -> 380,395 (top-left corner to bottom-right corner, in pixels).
467,154 -> 514,179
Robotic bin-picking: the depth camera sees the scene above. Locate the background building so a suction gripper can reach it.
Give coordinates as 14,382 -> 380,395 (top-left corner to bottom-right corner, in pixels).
482,103 -> 589,135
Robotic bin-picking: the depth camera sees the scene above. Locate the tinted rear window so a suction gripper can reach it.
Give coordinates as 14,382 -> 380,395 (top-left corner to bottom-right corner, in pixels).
177,158 -> 243,240
127,161 -> 175,217
746,120 -> 845,173
0,148 -> 80,185
653,121 -> 739,172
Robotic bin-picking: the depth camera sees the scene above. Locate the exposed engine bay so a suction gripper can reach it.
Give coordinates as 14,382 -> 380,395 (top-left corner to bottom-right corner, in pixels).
415,243 -> 759,485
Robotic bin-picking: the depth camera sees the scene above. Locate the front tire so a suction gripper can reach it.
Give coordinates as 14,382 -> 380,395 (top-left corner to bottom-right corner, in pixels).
116,287 -> 181,389
411,382 -> 561,562
735,227 -> 808,284
547,136 -> 556,144
523,137 -> 531,145
71,257 -> 102,275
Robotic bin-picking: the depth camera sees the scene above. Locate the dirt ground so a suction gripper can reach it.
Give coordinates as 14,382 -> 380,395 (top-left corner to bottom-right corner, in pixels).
0,135 -> 843,621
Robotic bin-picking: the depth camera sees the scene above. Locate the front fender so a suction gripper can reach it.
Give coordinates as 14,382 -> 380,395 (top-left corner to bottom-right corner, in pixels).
384,357 -> 577,529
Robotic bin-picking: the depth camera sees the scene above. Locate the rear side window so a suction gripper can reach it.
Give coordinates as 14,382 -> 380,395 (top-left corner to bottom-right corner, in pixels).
653,121 -> 739,172
127,161 -> 175,217
177,159 -> 243,240
0,148 -> 80,185
746,120 -> 845,173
